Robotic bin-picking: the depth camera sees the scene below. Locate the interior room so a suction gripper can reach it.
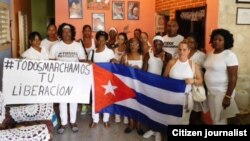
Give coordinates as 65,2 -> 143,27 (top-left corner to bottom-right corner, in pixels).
0,0 -> 250,141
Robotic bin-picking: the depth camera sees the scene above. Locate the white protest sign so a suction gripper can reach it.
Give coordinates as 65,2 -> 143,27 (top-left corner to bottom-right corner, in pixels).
3,58 -> 92,104
0,92 -> 5,123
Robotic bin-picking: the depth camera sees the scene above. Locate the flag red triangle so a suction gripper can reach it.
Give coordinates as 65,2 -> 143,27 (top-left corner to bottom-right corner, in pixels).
93,64 -> 136,112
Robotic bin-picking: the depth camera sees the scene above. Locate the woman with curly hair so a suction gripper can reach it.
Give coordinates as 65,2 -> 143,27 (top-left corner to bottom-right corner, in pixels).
204,28 -> 239,124
120,38 -> 144,135
49,23 -> 87,134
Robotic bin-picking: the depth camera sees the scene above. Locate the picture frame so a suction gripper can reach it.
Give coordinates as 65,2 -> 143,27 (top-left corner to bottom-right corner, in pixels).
87,0 -> 110,10
68,0 -> 83,19
128,1 -> 140,20
92,13 -> 105,32
236,0 -> 250,3
112,1 -> 125,20
236,7 -> 250,25
155,14 -> 166,33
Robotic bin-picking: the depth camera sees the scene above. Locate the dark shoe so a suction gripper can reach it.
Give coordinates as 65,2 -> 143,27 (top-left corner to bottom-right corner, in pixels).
71,123 -> 79,133
136,129 -> 145,135
89,122 -> 97,128
57,125 -> 66,134
124,127 -> 133,133
103,122 -> 110,128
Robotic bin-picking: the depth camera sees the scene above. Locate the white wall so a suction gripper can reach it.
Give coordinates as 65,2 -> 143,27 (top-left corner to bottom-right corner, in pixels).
219,0 -> 250,112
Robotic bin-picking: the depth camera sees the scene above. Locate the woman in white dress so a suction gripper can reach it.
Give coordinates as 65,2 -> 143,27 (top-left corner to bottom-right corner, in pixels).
78,25 -> 96,57
88,31 -> 116,128
142,35 -> 172,141
121,38 -> 143,69
49,23 -> 87,134
163,40 -> 203,125
113,32 -> 129,124
106,27 -> 118,49
22,32 -> 49,60
186,34 -> 207,124
120,38 -> 144,135
78,24 -> 96,116
113,32 -> 128,62
40,24 -> 59,52
204,29 -> 239,125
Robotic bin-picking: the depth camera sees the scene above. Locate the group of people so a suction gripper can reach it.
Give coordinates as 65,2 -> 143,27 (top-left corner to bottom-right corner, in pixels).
21,19 -> 239,141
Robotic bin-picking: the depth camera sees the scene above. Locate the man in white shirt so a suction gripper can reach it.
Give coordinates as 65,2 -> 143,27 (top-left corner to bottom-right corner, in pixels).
163,20 -> 184,58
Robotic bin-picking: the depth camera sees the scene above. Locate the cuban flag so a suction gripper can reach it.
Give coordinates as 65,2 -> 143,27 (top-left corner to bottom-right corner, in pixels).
92,63 -> 189,133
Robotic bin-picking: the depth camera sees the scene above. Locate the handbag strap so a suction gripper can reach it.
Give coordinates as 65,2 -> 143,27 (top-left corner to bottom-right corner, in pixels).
80,39 -> 88,58
91,50 -> 95,62
191,60 -> 196,78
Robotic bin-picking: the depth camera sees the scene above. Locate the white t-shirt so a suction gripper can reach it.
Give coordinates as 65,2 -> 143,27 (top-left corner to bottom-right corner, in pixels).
40,38 -> 59,52
49,41 -> 86,62
190,50 -> 206,68
204,50 -> 238,94
163,34 -> 184,58
88,46 -> 115,63
22,47 -> 49,60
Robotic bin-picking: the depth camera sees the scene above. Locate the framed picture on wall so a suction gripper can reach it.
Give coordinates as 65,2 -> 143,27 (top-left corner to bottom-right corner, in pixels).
128,1 -> 140,20
68,0 -> 83,19
92,13 -> 105,32
236,7 -> 250,25
155,14 -> 166,33
236,0 -> 250,3
112,1 -> 125,20
87,0 -> 110,10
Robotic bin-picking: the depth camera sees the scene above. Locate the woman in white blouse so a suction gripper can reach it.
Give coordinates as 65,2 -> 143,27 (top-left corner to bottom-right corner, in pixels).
186,34 -> 207,124
120,38 -> 144,135
204,29 -> 239,125
22,32 -> 49,60
163,40 -> 203,125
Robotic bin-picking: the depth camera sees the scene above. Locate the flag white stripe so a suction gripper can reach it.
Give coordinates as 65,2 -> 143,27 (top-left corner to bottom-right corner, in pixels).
115,74 -> 188,105
116,99 -> 182,125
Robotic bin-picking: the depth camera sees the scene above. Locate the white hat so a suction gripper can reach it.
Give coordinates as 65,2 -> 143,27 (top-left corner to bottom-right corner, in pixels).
153,35 -> 164,43
63,25 -> 71,30
109,27 -> 117,33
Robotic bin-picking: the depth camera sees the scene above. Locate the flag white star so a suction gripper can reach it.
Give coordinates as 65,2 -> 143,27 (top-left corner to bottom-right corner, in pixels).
102,80 -> 118,96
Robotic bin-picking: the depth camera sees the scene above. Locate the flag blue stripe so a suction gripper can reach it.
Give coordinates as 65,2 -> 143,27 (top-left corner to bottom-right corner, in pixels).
96,63 -> 186,133
96,63 -> 186,93
136,92 -> 183,117
101,104 -> 168,133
